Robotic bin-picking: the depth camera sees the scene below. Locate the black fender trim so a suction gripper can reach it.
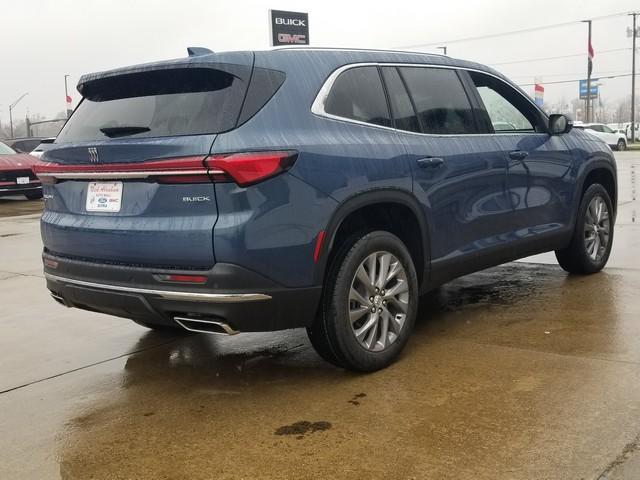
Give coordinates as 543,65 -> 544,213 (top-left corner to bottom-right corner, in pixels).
314,188 -> 431,288
575,159 -> 618,218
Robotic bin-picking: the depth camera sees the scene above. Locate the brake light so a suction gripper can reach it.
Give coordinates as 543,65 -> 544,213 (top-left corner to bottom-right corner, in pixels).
34,156 -> 210,183
206,151 -> 297,187
33,151 -> 297,186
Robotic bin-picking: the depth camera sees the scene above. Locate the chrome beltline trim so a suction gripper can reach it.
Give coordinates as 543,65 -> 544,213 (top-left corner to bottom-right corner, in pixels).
44,273 -> 271,303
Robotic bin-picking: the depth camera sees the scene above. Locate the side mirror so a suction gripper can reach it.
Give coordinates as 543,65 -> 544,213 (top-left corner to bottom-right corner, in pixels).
549,114 -> 573,135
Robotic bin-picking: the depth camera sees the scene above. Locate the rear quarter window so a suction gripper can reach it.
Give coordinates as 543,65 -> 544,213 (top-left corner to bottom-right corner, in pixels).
324,66 -> 392,128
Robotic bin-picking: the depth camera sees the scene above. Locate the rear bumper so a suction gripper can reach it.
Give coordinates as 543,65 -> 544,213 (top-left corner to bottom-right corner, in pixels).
43,253 -> 322,332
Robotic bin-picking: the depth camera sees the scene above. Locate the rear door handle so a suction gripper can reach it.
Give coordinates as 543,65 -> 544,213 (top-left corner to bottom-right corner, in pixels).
508,150 -> 529,161
416,157 -> 445,168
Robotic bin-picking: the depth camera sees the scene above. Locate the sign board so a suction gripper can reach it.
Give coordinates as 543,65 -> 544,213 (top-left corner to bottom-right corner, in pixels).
579,79 -> 599,100
270,10 -> 309,46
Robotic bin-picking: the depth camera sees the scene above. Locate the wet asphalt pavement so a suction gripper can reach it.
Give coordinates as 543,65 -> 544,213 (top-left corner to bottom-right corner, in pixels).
0,151 -> 639,479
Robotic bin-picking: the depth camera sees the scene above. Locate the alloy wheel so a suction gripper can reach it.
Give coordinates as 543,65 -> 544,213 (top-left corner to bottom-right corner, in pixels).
348,251 -> 409,351
584,195 -> 610,262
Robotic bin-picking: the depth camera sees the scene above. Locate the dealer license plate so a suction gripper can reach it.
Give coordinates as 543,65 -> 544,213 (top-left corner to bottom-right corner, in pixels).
86,182 -> 123,213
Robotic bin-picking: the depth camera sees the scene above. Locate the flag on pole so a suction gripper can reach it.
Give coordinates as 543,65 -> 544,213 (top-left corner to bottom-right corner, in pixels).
66,95 -> 72,105
588,39 -> 594,76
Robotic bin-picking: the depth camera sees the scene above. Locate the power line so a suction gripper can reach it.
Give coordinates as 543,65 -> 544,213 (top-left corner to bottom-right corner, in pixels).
396,11 -> 633,49
489,48 -> 631,66
518,73 -> 632,87
510,69 -> 630,79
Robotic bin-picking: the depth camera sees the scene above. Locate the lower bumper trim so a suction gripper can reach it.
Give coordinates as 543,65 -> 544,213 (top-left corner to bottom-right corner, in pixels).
44,273 -> 272,303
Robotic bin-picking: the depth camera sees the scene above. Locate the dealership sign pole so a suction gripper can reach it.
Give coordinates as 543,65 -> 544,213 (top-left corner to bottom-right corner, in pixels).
269,10 -> 309,46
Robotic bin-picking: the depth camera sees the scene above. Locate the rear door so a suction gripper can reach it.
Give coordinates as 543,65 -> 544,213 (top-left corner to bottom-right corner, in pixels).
39,62 -> 252,269
382,65 -> 511,271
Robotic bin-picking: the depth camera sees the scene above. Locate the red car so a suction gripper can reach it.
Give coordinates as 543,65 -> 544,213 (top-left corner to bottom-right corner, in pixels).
0,141 -> 42,199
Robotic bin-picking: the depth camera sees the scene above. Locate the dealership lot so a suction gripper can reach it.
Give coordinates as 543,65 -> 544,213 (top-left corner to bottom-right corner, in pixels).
0,151 -> 638,479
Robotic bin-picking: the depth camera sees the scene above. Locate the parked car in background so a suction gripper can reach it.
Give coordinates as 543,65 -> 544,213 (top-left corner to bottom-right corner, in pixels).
6,137 -> 45,154
625,122 -> 639,142
35,48 -> 617,371
0,141 -> 42,199
30,138 -> 56,159
575,123 -> 627,150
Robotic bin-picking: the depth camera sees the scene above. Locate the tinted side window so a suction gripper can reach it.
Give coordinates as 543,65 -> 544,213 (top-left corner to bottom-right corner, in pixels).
381,67 -> 420,133
475,86 -> 534,132
324,66 -> 391,128
399,67 -> 476,134
469,71 -> 543,133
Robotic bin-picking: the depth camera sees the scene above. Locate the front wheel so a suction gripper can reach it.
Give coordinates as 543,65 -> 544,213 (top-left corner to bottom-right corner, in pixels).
307,231 -> 418,372
616,139 -> 626,151
555,183 -> 614,274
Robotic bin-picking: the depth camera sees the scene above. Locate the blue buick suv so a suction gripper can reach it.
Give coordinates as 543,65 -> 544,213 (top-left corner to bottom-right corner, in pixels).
36,48 -> 617,371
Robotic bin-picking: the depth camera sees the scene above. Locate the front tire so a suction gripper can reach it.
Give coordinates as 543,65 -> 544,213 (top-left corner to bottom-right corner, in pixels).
616,139 -> 626,151
555,183 -> 614,274
307,231 -> 418,372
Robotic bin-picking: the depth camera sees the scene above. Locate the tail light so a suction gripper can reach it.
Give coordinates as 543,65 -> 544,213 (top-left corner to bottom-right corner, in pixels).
206,151 -> 297,187
34,151 -> 297,187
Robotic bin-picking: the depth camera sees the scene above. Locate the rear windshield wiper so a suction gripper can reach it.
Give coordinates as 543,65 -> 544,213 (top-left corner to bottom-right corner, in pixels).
99,126 -> 150,138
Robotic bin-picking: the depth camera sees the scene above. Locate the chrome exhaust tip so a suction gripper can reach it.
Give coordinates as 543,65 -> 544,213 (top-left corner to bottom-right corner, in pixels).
50,291 -> 69,307
173,316 -> 239,335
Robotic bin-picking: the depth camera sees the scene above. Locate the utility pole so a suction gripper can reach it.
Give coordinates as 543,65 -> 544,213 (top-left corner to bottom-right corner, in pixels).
437,46 -> 447,55
630,13 -> 638,144
8,92 -> 28,139
582,20 -> 593,123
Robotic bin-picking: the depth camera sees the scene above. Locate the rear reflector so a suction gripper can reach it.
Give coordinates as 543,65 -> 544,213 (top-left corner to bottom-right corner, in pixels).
33,151 -> 297,187
313,230 -> 326,263
158,274 -> 208,284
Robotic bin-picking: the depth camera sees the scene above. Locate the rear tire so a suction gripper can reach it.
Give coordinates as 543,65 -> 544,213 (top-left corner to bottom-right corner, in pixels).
307,230 -> 418,372
616,139 -> 626,151
25,191 -> 43,200
555,183 -> 614,274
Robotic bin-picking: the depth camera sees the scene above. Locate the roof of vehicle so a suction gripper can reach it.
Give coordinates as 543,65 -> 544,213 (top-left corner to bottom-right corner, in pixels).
77,47 -> 509,92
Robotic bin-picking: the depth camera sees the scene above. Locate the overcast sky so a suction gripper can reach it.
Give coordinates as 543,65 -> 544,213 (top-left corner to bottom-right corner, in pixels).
1,0 -> 638,129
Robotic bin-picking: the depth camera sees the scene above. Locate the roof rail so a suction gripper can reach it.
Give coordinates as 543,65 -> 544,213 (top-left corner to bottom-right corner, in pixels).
271,46 -> 448,57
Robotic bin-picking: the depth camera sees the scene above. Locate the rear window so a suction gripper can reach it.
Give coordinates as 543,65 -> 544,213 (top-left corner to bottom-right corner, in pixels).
56,66 -> 251,143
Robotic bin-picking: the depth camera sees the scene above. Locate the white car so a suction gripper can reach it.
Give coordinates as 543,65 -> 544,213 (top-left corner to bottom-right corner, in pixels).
29,138 -> 56,159
577,123 -> 627,151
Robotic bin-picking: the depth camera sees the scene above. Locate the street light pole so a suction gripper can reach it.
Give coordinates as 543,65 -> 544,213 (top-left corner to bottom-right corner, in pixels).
8,92 -> 28,139
437,46 -> 447,55
630,13 -> 638,144
583,20 -> 593,123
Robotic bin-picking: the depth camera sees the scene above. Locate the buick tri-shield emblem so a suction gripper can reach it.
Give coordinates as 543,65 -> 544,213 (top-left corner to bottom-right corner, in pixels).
88,147 -> 99,163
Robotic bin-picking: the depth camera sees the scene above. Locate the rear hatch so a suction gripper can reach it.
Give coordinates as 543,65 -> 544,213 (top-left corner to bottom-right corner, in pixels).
38,58 -> 252,269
